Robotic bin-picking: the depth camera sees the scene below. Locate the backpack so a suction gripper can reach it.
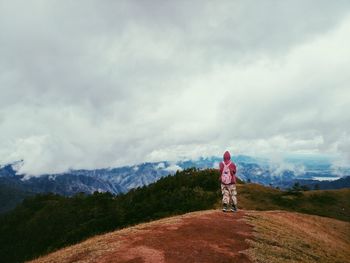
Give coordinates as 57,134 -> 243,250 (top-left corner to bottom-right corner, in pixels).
221,161 -> 232,184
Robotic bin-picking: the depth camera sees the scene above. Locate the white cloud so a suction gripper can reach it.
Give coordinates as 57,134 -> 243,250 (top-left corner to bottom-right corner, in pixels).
155,162 -> 165,169
268,158 -> 306,177
0,1 -> 349,175
212,161 -> 220,169
164,164 -> 183,173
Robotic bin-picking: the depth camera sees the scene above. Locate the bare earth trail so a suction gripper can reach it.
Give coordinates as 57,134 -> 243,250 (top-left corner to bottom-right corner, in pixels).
30,210 -> 253,263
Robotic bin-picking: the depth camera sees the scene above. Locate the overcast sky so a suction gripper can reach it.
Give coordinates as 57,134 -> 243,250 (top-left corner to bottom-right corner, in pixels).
1,0 -> 350,175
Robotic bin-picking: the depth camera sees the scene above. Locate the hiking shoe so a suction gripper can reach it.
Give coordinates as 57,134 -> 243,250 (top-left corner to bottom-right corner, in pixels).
231,205 -> 237,212
222,204 -> 228,212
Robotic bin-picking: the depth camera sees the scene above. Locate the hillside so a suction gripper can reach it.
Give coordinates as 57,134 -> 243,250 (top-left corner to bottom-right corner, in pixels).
238,183 -> 350,221
0,168 -> 349,263
0,168 -> 221,263
245,211 -> 350,263
28,210 -> 350,263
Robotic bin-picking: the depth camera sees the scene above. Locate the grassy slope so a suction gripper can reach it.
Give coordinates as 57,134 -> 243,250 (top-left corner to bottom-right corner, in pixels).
237,183 -> 350,222
1,169 -> 349,263
244,211 -> 350,263
29,210 -> 350,263
28,210 -> 248,263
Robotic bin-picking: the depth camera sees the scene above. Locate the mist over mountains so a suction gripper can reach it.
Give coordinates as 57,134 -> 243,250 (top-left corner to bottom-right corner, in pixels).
1,155 -> 349,213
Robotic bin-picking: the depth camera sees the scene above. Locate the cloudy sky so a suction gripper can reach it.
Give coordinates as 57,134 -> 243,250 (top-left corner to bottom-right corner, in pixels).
1,0 -> 350,175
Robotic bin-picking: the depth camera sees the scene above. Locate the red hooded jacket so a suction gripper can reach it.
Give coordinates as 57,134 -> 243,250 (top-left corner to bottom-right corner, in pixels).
219,151 -> 237,184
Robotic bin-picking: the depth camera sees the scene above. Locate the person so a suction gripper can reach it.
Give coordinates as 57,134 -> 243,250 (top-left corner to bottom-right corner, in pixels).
219,151 -> 238,212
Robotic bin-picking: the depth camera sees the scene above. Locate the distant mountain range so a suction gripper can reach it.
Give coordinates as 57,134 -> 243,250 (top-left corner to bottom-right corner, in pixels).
0,155 -> 349,213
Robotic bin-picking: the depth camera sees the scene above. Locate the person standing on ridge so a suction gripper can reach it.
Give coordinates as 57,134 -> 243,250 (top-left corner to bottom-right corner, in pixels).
219,151 -> 238,212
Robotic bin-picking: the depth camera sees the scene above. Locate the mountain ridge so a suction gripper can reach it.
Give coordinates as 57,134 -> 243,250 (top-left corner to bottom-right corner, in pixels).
28,209 -> 350,263
28,210 -> 253,263
1,156 -> 349,214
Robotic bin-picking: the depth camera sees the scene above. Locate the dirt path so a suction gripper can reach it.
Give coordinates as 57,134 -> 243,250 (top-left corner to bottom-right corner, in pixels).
30,210 -> 253,263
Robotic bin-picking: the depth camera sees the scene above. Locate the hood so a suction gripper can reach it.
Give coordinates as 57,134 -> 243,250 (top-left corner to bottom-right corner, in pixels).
223,151 -> 231,164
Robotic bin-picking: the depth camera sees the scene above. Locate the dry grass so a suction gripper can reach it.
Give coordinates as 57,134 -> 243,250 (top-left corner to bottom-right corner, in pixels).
29,209 -> 350,263
237,183 -> 283,210
27,210 -> 215,263
234,184 -> 350,222
243,210 -> 350,263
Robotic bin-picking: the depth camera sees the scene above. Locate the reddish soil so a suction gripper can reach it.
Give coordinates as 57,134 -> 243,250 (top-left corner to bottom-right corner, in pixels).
31,210 -> 253,263
97,210 -> 252,263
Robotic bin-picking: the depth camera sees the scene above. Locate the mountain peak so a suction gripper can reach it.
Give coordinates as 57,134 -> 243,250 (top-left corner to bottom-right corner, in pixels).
29,210 -> 253,263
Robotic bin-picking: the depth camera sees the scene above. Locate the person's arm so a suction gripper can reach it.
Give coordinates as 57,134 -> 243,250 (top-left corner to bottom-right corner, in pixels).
219,162 -> 223,181
219,162 -> 223,173
230,163 -> 237,184
231,163 -> 237,174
